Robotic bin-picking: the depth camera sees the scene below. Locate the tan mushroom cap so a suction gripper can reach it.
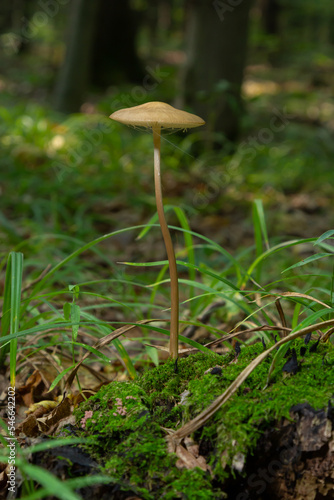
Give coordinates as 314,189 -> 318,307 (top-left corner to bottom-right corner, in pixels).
109,101 -> 205,129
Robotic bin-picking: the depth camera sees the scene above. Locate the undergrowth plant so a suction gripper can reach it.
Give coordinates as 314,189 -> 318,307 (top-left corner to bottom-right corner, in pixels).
1,198 -> 334,496
0,420 -> 111,500
1,201 -> 334,387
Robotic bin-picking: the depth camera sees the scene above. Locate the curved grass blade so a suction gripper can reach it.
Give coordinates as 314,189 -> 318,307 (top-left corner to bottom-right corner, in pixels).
64,319 -> 163,390
80,310 -> 137,379
282,253 -> 332,273
18,476 -> 115,500
241,238 -> 317,288
33,225 -> 158,292
150,278 -> 254,318
6,252 -> 23,387
10,460 -> 81,500
122,259 -> 240,292
314,230 -> 334,245
253,199 -> 269,251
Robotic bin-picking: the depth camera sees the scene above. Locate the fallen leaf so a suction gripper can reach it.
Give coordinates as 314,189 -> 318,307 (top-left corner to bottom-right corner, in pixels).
175,444 -> 203,470
16,370 -> 45,407
174,437 -> 212,474
184,436 -> 199,457
18,397 -> 73,437
25,399 -> 60,415
36,397 -> 73,435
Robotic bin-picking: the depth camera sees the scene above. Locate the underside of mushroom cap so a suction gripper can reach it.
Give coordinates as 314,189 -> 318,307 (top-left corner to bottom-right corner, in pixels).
109,101 -> 205,129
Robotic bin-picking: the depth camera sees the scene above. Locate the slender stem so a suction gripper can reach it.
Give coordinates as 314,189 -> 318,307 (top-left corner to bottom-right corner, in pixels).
153,124 -> 179,358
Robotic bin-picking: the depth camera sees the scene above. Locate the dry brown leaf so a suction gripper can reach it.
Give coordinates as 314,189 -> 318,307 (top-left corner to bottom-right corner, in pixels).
278,292 -> 331,310
36,397 -> 72,434
184,436 -> 199,457
321,327 -> 334,343
18,397 -> 73,437
197,455 -> 211,472
175,444 -> 205,470
0,464 -> 8,491
16,370 -> 45,407
204,324 -> 291,350
275,298 -> 287,333
18,414 -> 40,437
25,399 -> 59,415
174,440 -> 212,473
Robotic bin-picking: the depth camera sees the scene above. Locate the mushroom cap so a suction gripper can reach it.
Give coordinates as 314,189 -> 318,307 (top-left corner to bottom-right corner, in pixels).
109,101 -> 205,130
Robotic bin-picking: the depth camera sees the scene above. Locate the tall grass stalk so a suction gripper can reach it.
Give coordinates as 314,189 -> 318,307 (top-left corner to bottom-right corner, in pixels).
0,252 -> 23,386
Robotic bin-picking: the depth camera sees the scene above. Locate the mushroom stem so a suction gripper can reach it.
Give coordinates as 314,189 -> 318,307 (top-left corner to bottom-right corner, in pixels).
153,124 -> 179,359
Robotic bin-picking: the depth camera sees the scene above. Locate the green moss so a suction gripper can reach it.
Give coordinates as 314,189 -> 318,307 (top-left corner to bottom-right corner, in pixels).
74,341 -> 334,498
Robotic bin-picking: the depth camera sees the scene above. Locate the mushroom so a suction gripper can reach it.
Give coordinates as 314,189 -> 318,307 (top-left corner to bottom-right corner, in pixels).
109,101 -> 205,359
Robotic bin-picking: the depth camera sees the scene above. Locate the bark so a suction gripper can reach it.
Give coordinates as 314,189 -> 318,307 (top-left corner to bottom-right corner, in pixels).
182,0 -> 252,142
259,0 -> 281,35
0,0 -> 31,53
53,0 -> 99,113
90,0 -> 143,87
224,403 -> 334,499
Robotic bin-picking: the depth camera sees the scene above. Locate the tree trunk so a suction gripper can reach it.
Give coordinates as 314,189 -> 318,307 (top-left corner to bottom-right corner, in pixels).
224,403 -> 334,499
181,0 -> 252,142
0,0 -> 31,53
53,0 -> 99,113
90,0 -> 143,88
260,0 -> 281,35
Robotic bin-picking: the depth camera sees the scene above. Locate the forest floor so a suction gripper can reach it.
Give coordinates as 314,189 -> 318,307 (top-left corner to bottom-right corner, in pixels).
1,51 -> 334,498
3,338 -> 333,499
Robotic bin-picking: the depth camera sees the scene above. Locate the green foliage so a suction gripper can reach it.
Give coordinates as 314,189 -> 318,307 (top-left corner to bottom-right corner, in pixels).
0,252 -> 23,385
0,423 -> 109,500
1,9 -> 334,495
75,341 -> 333,498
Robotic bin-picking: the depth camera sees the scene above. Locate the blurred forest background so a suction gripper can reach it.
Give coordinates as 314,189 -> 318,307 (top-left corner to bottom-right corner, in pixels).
0,0 -> 333,282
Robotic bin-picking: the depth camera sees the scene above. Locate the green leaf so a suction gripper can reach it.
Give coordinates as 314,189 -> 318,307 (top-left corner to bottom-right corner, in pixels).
282,253 -> 332,273
242,237 -> 317,288
145,345 -> 159,366
48,365 -> 76,392
71,303 -> 80,340
112,337 -> 137,379
14,460 -> 81,500
314,230 -> 334,245
63,302 -> 71,321
0,254 -> 12,365
19,475 -> 113,500
69,284 -> 80,299
122,259 -> 240,291
4,252 -> 24,387
291,308 -> 334,330
253,199 -> 269,251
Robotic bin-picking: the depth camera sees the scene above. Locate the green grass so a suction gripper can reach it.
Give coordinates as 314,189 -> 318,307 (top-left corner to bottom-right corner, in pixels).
1,41 -> 334,497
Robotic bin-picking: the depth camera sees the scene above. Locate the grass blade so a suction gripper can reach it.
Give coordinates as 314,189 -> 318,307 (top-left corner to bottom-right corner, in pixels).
13,460 -> 81,500
282,253 -> 332,273
7,252 -> 24,387
241,237 -> 317,288
0,254 -> 12,365
314,230 -> 334,245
